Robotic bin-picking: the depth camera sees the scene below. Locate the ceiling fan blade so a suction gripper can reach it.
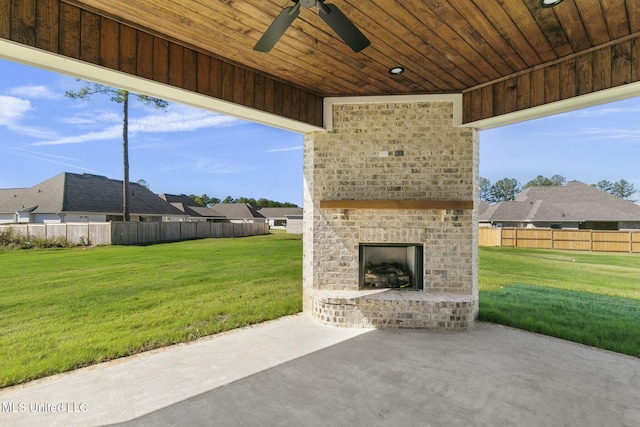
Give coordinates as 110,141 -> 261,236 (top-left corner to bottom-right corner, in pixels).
318,3 -> 370,52
254,3 -> 301,52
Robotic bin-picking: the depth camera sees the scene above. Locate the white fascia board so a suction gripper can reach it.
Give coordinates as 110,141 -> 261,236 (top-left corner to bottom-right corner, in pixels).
323,94 -> 463,131
464,81 -> 640,130
0,39 -> 324,134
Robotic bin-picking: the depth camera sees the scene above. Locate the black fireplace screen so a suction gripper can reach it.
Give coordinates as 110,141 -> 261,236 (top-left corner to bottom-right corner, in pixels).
359,244 -> 423,290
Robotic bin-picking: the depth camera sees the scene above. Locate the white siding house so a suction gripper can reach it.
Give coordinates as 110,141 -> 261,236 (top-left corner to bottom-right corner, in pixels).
0,173 -> 188,224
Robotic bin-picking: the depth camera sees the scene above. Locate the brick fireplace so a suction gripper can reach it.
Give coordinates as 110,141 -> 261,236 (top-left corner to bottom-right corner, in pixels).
303,97 -> 478,330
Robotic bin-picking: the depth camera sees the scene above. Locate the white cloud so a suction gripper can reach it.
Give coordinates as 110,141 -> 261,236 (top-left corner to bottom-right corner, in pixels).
266,145 -> 303,153
60,110 -> 121,126
33,126 -> 121,145
532,121 -> 640,143
159,153 -> 256,175
6,125 -> 59,139
131,106 -> 243,133
0,95 -> 31,126
558,127 -> 640,142
33,104 -> 245,146
0,96 -> 61,139
9,146 -> 79,161
4,146 -> 104,174
7,84 -> 61,100
566,103 -> 640,118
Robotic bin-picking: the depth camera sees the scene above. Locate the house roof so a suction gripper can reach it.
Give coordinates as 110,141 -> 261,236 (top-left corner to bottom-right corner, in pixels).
477,201 -> 491,217
159,194 -> 226,219
256,207 -> 303,219
480,181 -> 640,224
209,203 -> 265,220
0,173 -> 186,217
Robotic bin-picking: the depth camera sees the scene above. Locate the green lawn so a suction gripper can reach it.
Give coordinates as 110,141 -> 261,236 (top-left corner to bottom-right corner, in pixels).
2,237 -> 638,388
479,247 -> 640,357
478,246 -> 640,299
0,232 -> 303,388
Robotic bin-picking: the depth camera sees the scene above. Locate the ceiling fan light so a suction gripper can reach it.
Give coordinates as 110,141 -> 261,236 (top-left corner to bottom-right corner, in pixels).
389,66 -> 405,75
539,0 -> 564,8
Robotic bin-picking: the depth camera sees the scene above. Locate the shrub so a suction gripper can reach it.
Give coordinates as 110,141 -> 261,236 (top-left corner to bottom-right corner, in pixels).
0,229 -> 73,250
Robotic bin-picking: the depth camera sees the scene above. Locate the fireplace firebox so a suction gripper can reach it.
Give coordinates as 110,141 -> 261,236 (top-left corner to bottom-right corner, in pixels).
359,244 -> 424,290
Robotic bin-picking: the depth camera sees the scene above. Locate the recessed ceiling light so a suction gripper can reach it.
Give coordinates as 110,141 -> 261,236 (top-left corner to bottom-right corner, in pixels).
539,0 -> 564,8
389,66 -> 405,75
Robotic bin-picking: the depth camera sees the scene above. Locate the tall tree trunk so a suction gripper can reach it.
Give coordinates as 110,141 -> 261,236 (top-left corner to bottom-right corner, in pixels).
122,91 -> 130,222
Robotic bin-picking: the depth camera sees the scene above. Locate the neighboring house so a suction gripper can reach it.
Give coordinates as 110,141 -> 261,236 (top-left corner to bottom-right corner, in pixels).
159,194 -> 227,222
256,207 -> 303,233
208,203 -> 267,224
0,173 -> 188,224
479,181 -> 640,230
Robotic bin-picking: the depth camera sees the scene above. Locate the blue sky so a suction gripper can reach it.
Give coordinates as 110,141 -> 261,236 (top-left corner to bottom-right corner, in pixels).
481,96 -> 640,192
0,60 -> 304,205
1,58 -> 639,206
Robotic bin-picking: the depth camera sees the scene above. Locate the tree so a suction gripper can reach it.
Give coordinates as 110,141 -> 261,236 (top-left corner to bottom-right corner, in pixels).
66,82 -> 168,221
216,196 -> 298,207
254,198 -> 297,207
256,198 -> 293,207
479,177 -> 492,203
234,197 -> 258,205
610,179 -> 637,200
490,178 -> 521,202
596,179 -> 637,200
525,174 -> 566,188
188,194 -> 220,207
136,179 -> 150,190
595,180 -> 613,193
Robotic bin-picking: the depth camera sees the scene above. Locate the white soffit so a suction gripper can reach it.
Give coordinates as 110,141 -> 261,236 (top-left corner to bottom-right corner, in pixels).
0,40 -> 324,135
464,81 -> 640,130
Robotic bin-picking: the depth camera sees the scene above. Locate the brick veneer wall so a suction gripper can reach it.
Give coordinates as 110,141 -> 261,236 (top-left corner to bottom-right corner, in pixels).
303,100 -> 478,329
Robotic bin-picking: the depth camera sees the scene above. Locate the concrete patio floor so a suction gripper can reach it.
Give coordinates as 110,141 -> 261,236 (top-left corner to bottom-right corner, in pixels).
1,314 -> 638,427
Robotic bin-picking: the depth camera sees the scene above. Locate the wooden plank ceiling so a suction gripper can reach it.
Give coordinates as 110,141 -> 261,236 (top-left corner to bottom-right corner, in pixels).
4,0 -> 640,125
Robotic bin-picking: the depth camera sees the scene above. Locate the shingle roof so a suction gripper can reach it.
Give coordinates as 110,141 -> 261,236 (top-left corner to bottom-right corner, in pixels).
209,203 -> 265,220
480,181 -> 640,223
256,207 -> 303,218
0,173 -> 185,216
0,174 -> 64,213
477,201 -> 491,217
159,194 -> 226,219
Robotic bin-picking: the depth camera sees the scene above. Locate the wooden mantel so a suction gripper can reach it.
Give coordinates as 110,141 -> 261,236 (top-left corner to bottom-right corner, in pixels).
319,200 -> 474,210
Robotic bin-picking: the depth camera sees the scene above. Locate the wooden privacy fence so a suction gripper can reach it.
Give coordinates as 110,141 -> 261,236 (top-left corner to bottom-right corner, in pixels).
111,222 -> 269,245
0,222 -> 269,246
479,227 -> 640,253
